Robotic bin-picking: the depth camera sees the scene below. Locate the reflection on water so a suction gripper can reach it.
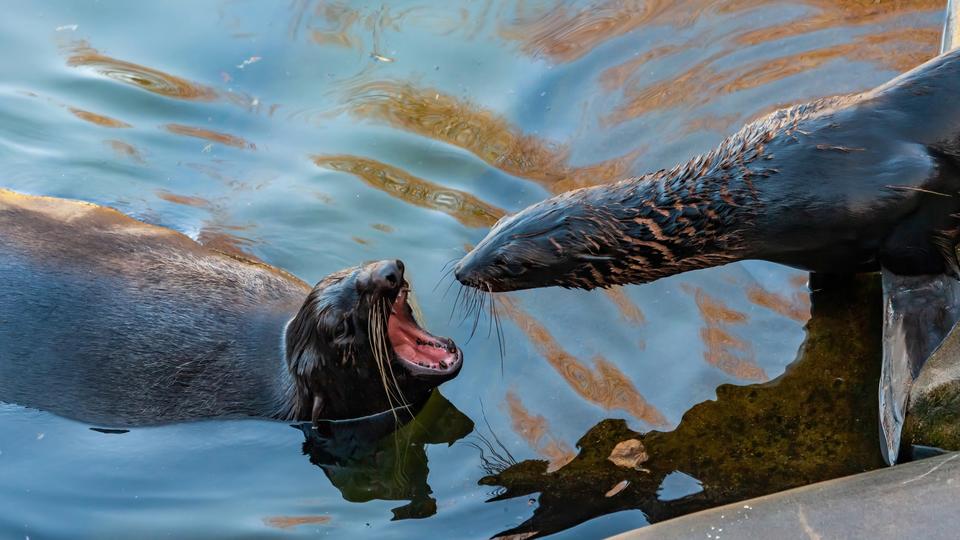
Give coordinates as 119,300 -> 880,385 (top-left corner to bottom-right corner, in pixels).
0,1 -> 946,538
104,139 -> 145,163
313,154 -> 505,228
163,124 -> 255,150
730,0 -> 942,45
683,284 -> 767,382
346,81 -> 642,192
66,41 -> 219,101
603,287 -> 647,326
153,189 -> 263,261
506,390 -> 577,472
299,390 -> 473,521
500,297 -> 668,428
746,282 -> 811,324
263,515 -> 331,530
498,0 -> 708,63
484,276 -> 885,538
69,108 -> 131,128
155,190 -> 211,208
608,27 -> 939,127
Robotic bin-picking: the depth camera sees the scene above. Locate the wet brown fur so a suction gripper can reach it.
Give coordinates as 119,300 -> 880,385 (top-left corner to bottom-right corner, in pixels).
0,190 -> 451,426
457,49 -> 960,291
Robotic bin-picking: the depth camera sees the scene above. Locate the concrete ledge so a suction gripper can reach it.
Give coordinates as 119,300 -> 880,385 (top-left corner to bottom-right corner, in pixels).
611,452 -> 960,540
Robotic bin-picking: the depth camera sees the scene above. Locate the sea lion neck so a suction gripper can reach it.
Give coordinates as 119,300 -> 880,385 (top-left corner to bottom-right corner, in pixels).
577,156 -> 764,285
278,301 -> 331,423
455,142 -> 766,291
275,318 -> 312,422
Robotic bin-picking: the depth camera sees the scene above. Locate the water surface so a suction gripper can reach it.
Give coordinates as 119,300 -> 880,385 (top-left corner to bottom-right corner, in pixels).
0,1 -> 944,538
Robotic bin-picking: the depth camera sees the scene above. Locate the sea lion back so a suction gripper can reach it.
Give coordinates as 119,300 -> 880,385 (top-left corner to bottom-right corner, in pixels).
0,190 -> 309,426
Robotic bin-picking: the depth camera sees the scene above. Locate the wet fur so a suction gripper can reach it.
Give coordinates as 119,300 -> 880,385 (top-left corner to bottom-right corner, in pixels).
457,48 -> 960,291
0,191 -> 436,426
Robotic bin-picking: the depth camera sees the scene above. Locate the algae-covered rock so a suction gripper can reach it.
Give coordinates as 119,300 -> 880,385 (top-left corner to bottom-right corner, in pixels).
483,275 -> 886,538
904,325 -> 960,451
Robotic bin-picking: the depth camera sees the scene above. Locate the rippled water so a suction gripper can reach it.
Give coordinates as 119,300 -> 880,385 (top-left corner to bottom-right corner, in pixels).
0,1 -> 945,538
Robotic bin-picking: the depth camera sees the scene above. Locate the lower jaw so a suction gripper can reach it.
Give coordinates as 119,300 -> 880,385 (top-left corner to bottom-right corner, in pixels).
396,351 -> 463,379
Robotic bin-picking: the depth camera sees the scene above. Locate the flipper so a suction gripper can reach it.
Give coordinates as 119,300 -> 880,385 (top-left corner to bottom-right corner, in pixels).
879,0 -> 960,465
880,271 -> 960,464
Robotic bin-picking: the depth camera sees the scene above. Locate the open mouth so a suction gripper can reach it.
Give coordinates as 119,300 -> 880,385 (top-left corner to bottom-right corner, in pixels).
386,283 -> 463,376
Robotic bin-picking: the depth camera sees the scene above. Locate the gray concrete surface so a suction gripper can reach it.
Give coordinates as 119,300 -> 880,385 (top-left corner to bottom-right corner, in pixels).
610,452 -> 960,540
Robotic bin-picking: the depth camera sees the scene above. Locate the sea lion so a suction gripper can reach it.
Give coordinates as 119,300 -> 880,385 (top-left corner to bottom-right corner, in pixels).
454,48 -> 960,293
0,189 -> 462,427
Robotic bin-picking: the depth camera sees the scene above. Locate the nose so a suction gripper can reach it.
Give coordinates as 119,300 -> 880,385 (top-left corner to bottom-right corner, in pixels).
454,248 -> 484,286
369,259 -> 404,292
453,260 -> 469,285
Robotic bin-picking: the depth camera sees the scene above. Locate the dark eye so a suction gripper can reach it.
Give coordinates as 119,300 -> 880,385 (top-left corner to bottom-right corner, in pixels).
335,319 -> 351,340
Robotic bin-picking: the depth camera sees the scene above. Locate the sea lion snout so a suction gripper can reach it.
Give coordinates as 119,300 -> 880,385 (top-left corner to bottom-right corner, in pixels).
453,251 -> 483,288
454,246 -> 514,292
358,259 -> 405,294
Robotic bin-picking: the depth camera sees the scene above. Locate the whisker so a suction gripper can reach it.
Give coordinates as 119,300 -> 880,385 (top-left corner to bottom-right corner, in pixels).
458,398 -> 518,476
450,283 -> 466,323
379,299 -> 413,417
467,287 -> 481,321
433,258 -> 459,292
439,256 -> 459,274
491,293 -> 506,374
486,289 -> 495,339
368,299 -> 402,426
480,398 -> 517,465
472,292 -> 485,340
459,288 -> 473,325
441,275 -> 458,300
382,297 -> 415,420
460,436 -> 515,476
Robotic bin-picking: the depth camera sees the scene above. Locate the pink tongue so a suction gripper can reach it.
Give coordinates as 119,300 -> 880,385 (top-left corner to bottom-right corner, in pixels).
387,292 -> 454,368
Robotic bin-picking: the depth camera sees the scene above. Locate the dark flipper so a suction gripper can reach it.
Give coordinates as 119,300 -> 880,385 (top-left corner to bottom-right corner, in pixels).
879,0 -> 960,465
880,272 -> 960,464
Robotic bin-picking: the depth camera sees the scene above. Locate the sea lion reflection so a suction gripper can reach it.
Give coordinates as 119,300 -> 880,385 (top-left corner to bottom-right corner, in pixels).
296,390 -> 473,520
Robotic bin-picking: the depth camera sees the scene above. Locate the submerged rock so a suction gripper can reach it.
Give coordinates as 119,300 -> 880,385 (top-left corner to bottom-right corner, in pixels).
482,275 -> 887,538
904,324 -> 960,452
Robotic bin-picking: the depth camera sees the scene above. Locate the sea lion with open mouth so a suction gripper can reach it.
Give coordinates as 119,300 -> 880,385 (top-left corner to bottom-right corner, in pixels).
0,189 -> 462,427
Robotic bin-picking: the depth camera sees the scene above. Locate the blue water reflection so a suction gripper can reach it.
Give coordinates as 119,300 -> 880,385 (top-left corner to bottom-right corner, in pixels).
0,1 -> 943,537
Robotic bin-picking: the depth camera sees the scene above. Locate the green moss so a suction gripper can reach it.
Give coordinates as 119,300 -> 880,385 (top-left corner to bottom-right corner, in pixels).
485,274 -> 887,538
904,380 -> 960,450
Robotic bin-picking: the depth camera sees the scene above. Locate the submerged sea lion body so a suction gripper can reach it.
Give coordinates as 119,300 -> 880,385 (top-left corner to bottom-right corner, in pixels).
455,48 -> 960,291
0,190 -> 462,426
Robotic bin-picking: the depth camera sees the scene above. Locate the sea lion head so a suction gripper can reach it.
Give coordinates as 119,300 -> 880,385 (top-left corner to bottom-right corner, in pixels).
285,259 -> 463,421
454,190 -> 627,292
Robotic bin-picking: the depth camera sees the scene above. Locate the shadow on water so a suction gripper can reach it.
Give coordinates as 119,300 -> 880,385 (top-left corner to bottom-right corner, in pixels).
483,274 -> 886,538
296,390 -> 473,521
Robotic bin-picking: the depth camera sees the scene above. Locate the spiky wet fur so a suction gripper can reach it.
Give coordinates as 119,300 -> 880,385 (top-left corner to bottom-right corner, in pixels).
457,49 -> 960,292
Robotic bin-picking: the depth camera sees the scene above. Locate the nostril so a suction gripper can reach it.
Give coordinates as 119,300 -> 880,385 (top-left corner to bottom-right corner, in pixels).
384,272 -> 398,288
395,259 -> 404,275
454,269 -> 472,285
